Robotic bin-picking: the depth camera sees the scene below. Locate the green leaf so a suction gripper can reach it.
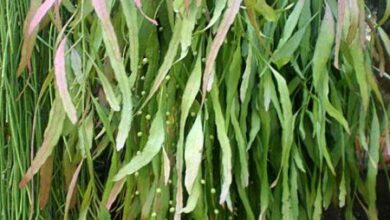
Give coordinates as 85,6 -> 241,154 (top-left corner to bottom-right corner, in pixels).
184,114 -> 204,193
202,0 -> 242,101
350,37 -> 369,111
19,97 -> 66,187
182,172 -> 202,213
378,0 -> 390,25
378,27 -> 390,57
366,109 -> 380,218
211,82 -> 232,205
249,0 -> 277,21
144,18 -> 183,106
312,4 -> 334,97
313,182 -> 322,220
269,67 -> 293,171
204,0 -> 227,30
339,172 -> 346,207
120,0 -> 139,87
240,47 -> 254,102
324,99 -> 350,134
91,0 -> 133,150
174,52 -> 202,218
179,2 -> 199,59
276,0 -> 305,47
231,104 -> 249,187
271,16 -> 314,68
113,111 -> 165,180
95,65 -> 120,112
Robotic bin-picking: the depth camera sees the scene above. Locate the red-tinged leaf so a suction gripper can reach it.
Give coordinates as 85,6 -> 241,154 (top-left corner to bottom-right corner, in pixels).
64,160 -> 84,219
28,0 -> 57,35
53,0 -> 62,31
138,9 -> 158,25
63,156 -> 77,208
185,0 -> 190,12
132,0 -> 158,25
201,0 -> 242,104
346,0 -> 359,43
91,0 -> 133,151
92,0 -> 121,59
39,155 -> 53,209
334,0 -> 345,69
19,98 -> 66,188
134,0 -> 141,8
17,0 -> 42,76
54,38 -> 78,124
106,179 -> 125,210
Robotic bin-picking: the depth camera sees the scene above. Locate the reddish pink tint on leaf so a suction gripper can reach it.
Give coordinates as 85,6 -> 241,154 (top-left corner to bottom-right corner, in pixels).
64,160 -> 84,218
39,156 -> 53,209
134,0 -> 141,8
106,179 -> 125,210
28,0 -> 57,35
185,0 -> 190,12
54,38 -> 78,124
91,0 -> 122,58
133,0 -> 158,25
202,0 -> 242,105
17,0 -> 42,76
334,0 -> 345,69
19,98 -> 65,188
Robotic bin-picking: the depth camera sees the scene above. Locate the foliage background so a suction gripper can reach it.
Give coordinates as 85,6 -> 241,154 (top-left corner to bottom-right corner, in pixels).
1,0 -> 390,219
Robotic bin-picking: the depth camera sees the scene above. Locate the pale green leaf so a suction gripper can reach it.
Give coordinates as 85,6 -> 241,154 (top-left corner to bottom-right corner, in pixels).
113,111 -> 165,180
184,114 -> 204,193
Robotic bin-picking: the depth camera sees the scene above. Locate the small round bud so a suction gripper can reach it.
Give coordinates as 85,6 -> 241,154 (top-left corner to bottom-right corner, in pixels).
137,110 -> 143,115
200,179 -> 206,185
159,27 -> 163,32
137,131 -> 143,137
168,179 -> 172,184
140,76 -> 145,80
165,75 -> 171,80
134,171 -> 139,177
169,207 -> 175,213
156,188 -> 161,193
135,190 -> 139,195
209,135 -> 214,140
136,151 -> 141,155
151,212 -> 157,217
190,112 -> 196,117
165,111 -> 170,116
169,200 -> 173,205
141,90 -> 146,96
145,114 -> 151,120
211,188 -> 216,194
214,209 -> 219,215
142,57 -> 148,65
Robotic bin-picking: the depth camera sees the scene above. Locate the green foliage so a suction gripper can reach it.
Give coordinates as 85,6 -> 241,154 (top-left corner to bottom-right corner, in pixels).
1,0 -> 390,219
